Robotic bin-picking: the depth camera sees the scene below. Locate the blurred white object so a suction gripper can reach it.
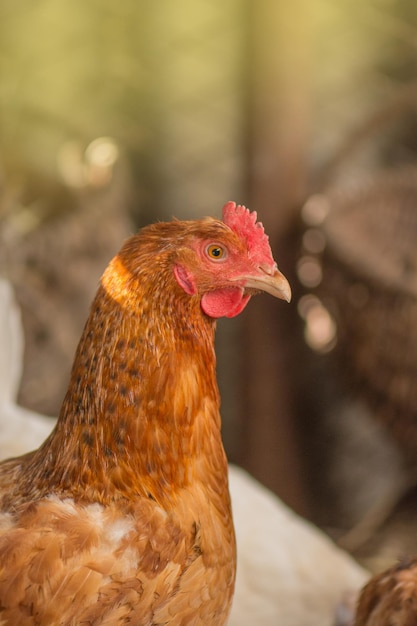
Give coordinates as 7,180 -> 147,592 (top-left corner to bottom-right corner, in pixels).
0,278 -> 368,625
0,279 -> 55,458
228,467 -> 368,626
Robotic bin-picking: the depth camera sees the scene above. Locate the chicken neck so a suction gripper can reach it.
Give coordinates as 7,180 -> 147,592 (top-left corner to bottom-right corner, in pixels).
13,249 -> 228,509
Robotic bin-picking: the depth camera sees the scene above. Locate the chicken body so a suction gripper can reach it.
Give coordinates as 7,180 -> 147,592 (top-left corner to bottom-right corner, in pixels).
355,558 -> 417,626
0,203 -> 290,625
0,276 -> 370,626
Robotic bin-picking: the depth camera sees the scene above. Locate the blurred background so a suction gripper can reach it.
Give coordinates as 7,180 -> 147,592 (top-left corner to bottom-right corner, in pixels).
1,0 -> 417,573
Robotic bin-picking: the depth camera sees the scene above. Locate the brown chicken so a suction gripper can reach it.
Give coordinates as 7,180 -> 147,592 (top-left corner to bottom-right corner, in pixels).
355,558 -> 417,626
0,202 -> 290,625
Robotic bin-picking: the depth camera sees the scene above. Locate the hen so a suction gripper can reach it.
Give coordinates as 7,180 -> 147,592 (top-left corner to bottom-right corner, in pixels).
355,559 -> 417,625
0,202 -> 290,625
0,277 -> 369,626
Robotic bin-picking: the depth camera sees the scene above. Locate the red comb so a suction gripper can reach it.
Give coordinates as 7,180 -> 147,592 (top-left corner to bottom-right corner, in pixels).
222,201 -> 275,266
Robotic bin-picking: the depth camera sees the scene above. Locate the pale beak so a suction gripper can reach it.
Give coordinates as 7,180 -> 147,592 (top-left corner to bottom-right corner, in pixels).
241,265 -> 292,302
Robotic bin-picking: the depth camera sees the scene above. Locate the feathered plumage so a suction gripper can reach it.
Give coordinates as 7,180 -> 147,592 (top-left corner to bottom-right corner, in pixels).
0,202 -> 290,625
0,274 -> 369,626
355,558 -> 417,626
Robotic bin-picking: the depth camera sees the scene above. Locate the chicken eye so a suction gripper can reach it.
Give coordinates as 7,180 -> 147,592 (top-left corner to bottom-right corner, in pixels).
206,244 -> 226,260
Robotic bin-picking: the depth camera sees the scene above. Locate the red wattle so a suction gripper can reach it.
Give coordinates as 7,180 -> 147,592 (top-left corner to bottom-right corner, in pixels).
201,288 -> 251,319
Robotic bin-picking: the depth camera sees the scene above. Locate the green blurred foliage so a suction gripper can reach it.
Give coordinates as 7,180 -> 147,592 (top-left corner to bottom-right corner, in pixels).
0,0 -> 417,219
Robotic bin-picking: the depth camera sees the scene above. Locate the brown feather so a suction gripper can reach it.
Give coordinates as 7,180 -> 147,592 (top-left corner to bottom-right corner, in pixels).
0,211 -> 289,624
355,558 -> 417,626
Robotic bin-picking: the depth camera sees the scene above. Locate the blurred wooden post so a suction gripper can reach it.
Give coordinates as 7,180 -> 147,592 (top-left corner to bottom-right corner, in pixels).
240,0 -> 312,515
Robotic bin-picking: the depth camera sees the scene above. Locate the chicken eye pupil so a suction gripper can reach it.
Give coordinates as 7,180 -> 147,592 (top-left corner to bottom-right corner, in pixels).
207,245 -> 224,259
